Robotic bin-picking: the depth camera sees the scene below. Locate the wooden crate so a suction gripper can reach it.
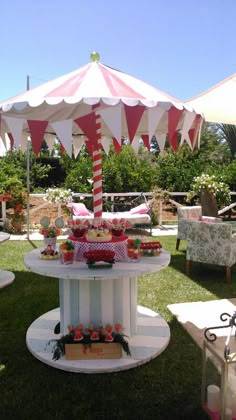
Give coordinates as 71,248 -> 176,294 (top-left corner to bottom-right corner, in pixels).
65,343 -> 122,360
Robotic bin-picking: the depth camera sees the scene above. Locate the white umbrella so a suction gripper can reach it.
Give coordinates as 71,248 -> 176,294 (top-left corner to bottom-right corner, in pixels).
185,73 -> 236,124
0,52 -> 203,225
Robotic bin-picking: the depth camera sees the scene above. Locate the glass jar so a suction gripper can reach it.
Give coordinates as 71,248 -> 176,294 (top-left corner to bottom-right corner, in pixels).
127,239 -> 141,262
60,248 -> 75,264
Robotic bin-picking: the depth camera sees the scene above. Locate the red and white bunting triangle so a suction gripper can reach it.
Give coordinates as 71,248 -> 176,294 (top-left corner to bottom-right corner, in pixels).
7,133 -> 14,151
3,116 -> 25,149
112,137 -> 122,153
179,111 -> 196,148
141,135 -> 150,150
124,105 -> 145,142
188,115 -> 202,149
74,113 -> 98,147
51,120 -> 73,157
148,107 -> 165,142
44,133 -> 56,155
101,136 -> 112,155
155,132 -> 167,152
27,120 -> 48,155
73,135 -> 86,158
131,135 -> 141,154
99,104 -> 122,145
168,107 -> 183,151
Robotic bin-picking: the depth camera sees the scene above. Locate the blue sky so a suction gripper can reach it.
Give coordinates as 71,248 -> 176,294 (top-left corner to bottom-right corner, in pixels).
1,0 -> 236,102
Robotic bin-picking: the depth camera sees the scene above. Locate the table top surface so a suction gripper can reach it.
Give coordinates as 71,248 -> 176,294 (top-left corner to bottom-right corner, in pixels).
24,248 -> 170,280
0,232 -> 10,243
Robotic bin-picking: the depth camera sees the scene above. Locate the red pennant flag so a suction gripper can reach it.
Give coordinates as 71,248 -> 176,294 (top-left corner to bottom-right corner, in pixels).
141,135 -> 150,150
124,105 -> 145,142
112,137 -> 122,153
85,138 -> 94,157
168,107 -> 183,151
27,120 -> 48,155
74,113 -> 98,147
7,133 -> 14,151
60,143 -> 65,154
169,131 -> 178,152
188,128 -> 195,146
191,114 -> 202,147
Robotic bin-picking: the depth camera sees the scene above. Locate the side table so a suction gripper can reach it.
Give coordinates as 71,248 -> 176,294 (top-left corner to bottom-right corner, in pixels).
0,233 -> 15,288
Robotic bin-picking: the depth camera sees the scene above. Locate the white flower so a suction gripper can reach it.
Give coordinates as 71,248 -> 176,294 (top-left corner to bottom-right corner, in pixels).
45,188 -> 73,204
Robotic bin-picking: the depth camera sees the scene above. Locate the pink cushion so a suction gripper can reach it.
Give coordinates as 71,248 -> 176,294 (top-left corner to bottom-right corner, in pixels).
130,203 -> 149,215
68,203 -> 91,216
200,216 -> 221,223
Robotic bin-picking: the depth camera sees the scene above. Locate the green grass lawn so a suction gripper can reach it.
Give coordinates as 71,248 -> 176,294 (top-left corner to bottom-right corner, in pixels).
1,237 -> 235,420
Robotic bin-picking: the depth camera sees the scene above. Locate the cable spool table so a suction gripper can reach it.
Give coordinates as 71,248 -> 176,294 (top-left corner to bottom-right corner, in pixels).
0,232 -> 15,288
25,248 -> 171,373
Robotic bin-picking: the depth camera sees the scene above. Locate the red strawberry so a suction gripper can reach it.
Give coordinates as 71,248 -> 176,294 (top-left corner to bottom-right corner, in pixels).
76,324 -> 83,332
68,325 -> 74,333
86,324 -> 93,333
105,323 -> 113,333
98,325 -> 104,333
114,323 -> 122,332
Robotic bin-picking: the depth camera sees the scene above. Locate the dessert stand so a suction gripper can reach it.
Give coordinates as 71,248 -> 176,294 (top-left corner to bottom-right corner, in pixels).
69,234 -> 129,262
25,244 -> 171,373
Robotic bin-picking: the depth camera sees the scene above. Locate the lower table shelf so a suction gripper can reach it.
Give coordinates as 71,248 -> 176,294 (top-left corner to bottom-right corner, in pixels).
0,269 -> 15,288
26,305 -> 170,374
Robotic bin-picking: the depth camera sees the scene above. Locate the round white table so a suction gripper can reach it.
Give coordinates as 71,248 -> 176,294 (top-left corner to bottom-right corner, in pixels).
25,248 -> 171,373
0,232 -> 15,288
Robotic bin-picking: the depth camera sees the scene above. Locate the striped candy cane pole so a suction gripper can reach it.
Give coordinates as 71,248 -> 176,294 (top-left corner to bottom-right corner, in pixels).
92,103 -> 103,224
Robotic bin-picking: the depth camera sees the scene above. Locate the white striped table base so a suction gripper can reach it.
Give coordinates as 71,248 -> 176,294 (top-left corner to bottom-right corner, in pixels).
26,305 -> 170,374
59,276 -> 137,337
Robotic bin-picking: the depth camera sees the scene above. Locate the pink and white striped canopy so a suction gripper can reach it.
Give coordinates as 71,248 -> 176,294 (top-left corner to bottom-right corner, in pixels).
0,53 -> 203,218
0,53 -> 202,157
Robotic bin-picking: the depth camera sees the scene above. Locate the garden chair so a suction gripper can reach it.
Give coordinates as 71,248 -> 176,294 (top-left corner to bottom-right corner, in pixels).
186,220 -> 236,282
176,206 -> 202,250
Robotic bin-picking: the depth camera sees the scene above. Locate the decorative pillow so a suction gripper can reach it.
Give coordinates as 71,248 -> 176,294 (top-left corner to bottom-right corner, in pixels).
200,216 -> 221,223
67,203 -> 91,216
130,203 -> 149,215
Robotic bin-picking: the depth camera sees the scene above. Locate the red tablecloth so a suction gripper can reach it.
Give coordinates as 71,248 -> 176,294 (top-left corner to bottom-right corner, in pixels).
68,235 -> 128,262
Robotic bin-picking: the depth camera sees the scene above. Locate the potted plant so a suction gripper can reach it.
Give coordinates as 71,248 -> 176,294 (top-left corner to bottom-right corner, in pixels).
1,178 -> 27,233
39,216 -> 63,249
44,188 -> 73,218
187,174 -> 231,216
11,204 -> 26,233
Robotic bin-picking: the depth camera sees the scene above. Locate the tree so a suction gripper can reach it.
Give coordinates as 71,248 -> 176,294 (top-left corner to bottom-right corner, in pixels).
216,123 -> 236,160
153,123 -> 231,196
102,144 -> 157,193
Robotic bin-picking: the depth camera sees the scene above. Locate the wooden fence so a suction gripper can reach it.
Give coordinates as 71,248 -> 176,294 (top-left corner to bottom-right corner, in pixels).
2,191 -> 236,232
27,191 -> 236,225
